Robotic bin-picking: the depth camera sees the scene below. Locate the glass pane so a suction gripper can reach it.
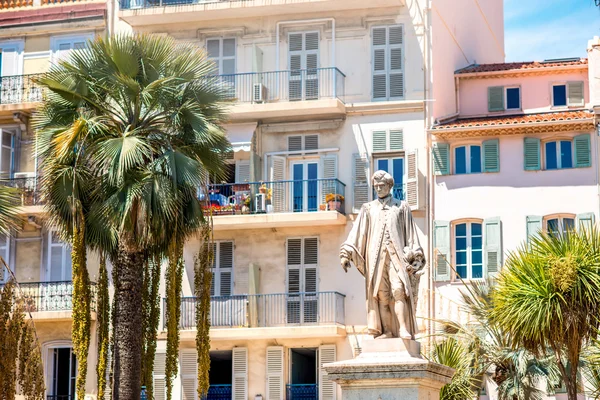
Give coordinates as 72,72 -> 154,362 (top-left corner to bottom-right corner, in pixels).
455,147 -> 467,174
506,87 -> 520,109
222,58 -> 235,75
472,250 -> 483,264
50,247 -> 63,281
456,237 -> 467,250
560,141 -> 573,169
545,141 -> 558,170
563,218 -> 575,233
472,265 -> 483,279
471,223 -> 482,236
470,146 -> 482,174
455,251 -> 467,265
292,164 -> 303,212
207,40 -> 220,59
1,147 -> 10,174
553,85 -> 567,107
392,158 -> 404,186
59,43 -> 71,51
0,234 -> 7,247
222,39 -> 236,57
547,218 -> 559,234
73,42 -> 86,50
2,132 -> 12,147
377,159 -> 389,172
471,236 -> 482,250
455,223 -> 467,237
307,163 -> 318,212
52,231 -> 61,244
456,266 -> 467,279
65,248 -> 72,280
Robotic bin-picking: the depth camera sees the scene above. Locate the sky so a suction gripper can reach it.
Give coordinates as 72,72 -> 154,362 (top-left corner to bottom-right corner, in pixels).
504,0 -> 600,61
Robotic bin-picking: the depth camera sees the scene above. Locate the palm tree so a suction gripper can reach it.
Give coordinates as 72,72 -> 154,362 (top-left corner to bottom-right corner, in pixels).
34,34 -> 230,399
490,228 -> 600,400
428,338 -> 479,400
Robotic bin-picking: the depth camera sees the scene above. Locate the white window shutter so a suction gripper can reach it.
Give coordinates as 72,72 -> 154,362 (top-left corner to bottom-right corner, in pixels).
372,26 -> 403,100
154,353 -> 167,400
287,238 -> 302,294
483,218 -> 502,279
270,155 -> 286,212
288,136 -> 302,152
1,46 -> 20,76
304,134 -> 319,151
320,154 -> 338,205
266,347 -> 284,400
180,351 -> 197,400
303,237 -> 319,293
567,81 -> 584,106
389,129 -> 404,151
289,33 -> 303,53
352,153 -> 370,212
232,347 -> 248,400
235,161 -> 251,183
372,130 -> 387,152
388,25 -> 404,99
219,241 -> 234,296
433,221 -> 451,282
405,150 -> 418,209
319,345 -> 337,400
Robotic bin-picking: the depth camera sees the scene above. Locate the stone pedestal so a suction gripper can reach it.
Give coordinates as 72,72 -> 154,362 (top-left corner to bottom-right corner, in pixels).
323,338 -> 454,400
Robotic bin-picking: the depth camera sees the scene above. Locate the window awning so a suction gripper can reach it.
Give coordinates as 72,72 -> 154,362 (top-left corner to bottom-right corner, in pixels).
224,122 -> 257,152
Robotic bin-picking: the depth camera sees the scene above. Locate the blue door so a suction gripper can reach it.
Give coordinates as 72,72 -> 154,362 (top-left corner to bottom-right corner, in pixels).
292,162 -> 319,212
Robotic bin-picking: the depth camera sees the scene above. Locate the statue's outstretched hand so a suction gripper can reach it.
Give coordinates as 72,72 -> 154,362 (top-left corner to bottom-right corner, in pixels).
341,257 -> 351,273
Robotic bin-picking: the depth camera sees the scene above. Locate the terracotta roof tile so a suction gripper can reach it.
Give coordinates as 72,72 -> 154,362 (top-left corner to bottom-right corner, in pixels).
432,110 -> 594,131
455,59 -> 588,74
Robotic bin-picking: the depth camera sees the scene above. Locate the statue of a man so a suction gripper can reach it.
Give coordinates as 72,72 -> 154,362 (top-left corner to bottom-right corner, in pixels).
340,170 -> 426,340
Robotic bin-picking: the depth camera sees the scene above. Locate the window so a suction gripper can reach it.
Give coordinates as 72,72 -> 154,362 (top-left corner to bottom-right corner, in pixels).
372,25 -> 404,100
210,241 -> 233,297
552,81 -> 584,107
553,84 -> 567,107
544,140 -> 573,169
0,234 -> 8,282
0,128 -> 15,178
454,145 -> 482,174
47,230 -> 72,282
505,87 -> 521,110
454,222 -> 483,279
206,38 -> 236,75
546,216 -> 575,236
375,156 -> 405,200
46,346 -> 77,400
527,213 -> 594,242
51,34 -> 92,63
288,32 -> 319,101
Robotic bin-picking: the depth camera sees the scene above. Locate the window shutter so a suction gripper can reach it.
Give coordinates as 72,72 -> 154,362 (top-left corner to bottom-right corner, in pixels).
303,237 -> 318,293
405,149 -> 418,209
574,133 -> 591,168
577,212 -> 595,232
388,25 -> 404,99
523,137 -> 541,171
305,32 -> 319,51
266,346 -> 284,400
270,156 -> 286,212
304,134 -> 319,151
488,86 -> 504,112
288,136 -> 302,152
483,218 -> 502,279
289,33 -> 303,53
432,143 -> 450,175
526,215 -> 543,244
352,153 -> 370,212
389,129 -> 404,151
433,221 -> 451,281
482,139 -> 500,173
372,130 -> 387,152
287,238 -> 302,294
372,27 -> 387,100
232,347 -> 248,400
567,81 -> 584,106
219,242 -> 233,296
153,352 -> 166,400
318,345 -> 337,400
180,351 -> 197,400
235,161 -> 251,183
320,154 -> 338,205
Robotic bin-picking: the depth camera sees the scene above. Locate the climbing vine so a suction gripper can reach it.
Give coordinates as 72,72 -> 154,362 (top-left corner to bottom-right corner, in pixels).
141,255 -> 161,400
71,212 -> 91,400
96,253 -> 110,400
165,242 -> 184,400
195,222 -> 213,399
0,280 -> 45,400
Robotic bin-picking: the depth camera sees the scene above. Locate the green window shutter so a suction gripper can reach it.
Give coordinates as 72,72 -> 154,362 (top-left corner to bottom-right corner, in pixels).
574,133 -> 591,168
523,137 -> 541,171
577,212 -> 595,232
389,129 -> 404,151
433,220 -> 451,282
488,86 -> 504,112
432,143 -> 450,176
482,139 -> 500,173
567,81 -> 584,106
372,130 -> 387,152
484,218 -> 502,279
526,215 -> 543,244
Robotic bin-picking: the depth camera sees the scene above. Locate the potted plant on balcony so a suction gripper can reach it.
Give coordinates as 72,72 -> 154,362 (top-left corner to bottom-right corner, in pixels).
241,194 -> 251,214
326,193 -> 344,212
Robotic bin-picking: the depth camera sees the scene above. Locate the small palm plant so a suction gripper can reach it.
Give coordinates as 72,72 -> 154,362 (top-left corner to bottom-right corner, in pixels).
491,228 -> 600,400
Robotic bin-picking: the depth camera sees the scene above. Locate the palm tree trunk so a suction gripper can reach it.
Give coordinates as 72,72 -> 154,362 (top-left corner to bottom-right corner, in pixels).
112,240 -> 145,400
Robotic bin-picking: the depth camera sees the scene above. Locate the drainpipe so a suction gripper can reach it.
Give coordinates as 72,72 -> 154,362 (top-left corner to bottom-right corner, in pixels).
276,18 -> 336,71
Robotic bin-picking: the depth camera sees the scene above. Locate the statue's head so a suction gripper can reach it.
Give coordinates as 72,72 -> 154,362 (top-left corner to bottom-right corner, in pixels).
372,170 -> 394,199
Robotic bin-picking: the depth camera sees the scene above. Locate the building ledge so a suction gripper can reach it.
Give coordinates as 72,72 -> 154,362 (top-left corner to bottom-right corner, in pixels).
175,324 -> 347,341
226,98 -> 346,123
346,99 -> 424,115
212,210 -> 347,231
28,310 -> 97,322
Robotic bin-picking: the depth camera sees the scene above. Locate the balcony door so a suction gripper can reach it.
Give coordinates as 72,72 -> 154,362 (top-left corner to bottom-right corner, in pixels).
42,231 -> 73,311
47,347 -> 77,400
288,348 -> 318,400
207,38 -> 236,99
0,234 -> 8,283
288,32 -> 319,101
286,238 -> 318,325
291,161 -> 319,213
0,41 -> 24,104
375,156 -> 405,200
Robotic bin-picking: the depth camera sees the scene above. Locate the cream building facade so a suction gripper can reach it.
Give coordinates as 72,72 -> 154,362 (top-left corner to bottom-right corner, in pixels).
0,0 -> 504,399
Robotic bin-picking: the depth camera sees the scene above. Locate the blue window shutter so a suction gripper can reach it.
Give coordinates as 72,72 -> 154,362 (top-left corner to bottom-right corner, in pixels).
526,215 -> 543,244
577,212 -> 595,232
482,139 -> 500,173
433,220 -> 451,282
433,143 -> 450,176
488,86 -> 504,112
523,137 -> 541,171
574,134 -> 591,168
484,218 -> 502,279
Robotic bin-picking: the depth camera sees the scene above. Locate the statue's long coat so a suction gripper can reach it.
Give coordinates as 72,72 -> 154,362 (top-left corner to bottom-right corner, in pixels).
340,196 -> 424,337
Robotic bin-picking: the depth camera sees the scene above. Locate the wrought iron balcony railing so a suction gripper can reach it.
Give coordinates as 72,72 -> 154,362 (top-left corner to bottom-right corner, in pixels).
199,178 -> 346,216
0,74 -> 43,105
121,0 -> 250,9
176,291 -> 345,330
204,385 -> 232,400
1,281 -> 97,313
0,177 -> 43,206
287,384 -> 318,400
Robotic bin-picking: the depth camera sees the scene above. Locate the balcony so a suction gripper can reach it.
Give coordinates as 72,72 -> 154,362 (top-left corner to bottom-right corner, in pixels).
205,385 -> 232,400
287,384 -> 317,400
0,74 -> 42,112
199,179 -> 347,230
206,68 -> 346,121
175,292 -> 345,339
0,177 -> 44,208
